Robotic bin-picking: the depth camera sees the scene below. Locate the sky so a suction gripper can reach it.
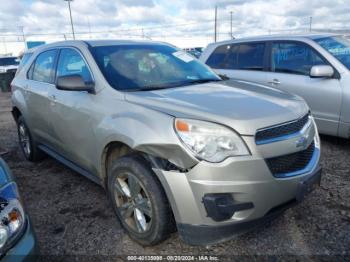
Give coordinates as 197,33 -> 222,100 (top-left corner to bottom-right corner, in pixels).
0,0 -> 349,55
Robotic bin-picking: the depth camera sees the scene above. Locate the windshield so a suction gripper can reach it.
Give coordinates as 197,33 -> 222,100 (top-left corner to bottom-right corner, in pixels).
0,57 -> 19,66
91,44 -> 221,91
314,36 -> 350,70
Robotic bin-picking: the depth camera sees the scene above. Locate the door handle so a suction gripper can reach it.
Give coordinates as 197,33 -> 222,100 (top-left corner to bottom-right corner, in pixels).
268,79 -> 281,85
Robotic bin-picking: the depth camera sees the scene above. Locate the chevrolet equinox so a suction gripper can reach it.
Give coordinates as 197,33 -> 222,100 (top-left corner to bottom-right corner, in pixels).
11,40 -> 322,246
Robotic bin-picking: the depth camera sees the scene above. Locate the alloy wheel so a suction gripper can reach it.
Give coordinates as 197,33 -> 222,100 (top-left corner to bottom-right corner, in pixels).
114,172 -> 153,233
18,123 -> 31,158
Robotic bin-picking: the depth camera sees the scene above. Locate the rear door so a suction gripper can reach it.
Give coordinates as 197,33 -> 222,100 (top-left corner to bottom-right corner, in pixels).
25,49 -> 58,143
205,42 -> 269,85
264,41 -> 342,136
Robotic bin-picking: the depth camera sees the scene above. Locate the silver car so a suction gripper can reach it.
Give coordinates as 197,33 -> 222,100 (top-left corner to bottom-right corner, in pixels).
200,34 -> 350,138
11,40 -> 321,246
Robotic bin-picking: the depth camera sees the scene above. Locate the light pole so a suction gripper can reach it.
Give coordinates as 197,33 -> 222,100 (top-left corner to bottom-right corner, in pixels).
18,26 -> 25,43
64,0 -> 75,40
309,16 -> 312,32
230,11 -> 233,39
214,6 -> 217,42
87,16 -> 92,39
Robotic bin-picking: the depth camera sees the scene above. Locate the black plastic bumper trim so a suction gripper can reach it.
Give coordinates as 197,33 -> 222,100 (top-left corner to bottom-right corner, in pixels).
202,193 -> 254,222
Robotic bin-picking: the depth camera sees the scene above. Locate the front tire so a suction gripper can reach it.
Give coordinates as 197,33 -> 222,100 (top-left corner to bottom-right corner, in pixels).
17,116 -> 45,162
107,154 -> 175,246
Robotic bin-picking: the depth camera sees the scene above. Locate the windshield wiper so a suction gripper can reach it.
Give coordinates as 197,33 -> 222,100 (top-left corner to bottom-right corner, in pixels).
126,79 -> 223,92
125,85 -> 175,92
184,78 -> 223,85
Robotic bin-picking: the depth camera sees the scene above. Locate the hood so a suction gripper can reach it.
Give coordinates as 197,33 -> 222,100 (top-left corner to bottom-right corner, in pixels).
125,80 -> 309,135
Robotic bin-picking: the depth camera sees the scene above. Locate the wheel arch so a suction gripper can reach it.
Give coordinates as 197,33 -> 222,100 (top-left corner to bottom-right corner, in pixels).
100,141 -> 134,188
12,106 -> 22,122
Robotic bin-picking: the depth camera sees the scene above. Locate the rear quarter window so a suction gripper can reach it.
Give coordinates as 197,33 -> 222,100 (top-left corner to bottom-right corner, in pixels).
16,53 -> 33,75
205,42 -> 266,71
206,44 -> 231,69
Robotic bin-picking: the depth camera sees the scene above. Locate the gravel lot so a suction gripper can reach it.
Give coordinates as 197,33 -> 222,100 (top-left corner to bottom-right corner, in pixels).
0,92 -> 349,260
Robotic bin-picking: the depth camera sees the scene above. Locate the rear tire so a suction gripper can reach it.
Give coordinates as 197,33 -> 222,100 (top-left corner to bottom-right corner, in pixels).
17,116 -> 45,162
107,154 -> 175,246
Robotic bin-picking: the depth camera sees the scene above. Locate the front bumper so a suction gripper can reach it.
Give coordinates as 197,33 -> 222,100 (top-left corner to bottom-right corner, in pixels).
2,217 -> 38,261
178,166 -> 321,245
153,134 -> 321,245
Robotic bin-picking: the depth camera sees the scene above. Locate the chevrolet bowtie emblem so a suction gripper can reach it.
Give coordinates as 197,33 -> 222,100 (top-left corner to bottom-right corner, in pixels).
296,136 -> 308,148
296,123 -> 311,148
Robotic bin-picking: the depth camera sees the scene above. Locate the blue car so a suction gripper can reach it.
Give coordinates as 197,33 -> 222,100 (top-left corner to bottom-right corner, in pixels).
0,158 -> 37,261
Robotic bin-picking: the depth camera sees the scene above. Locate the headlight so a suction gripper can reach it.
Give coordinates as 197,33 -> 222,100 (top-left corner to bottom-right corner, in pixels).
310,115 -> 320,148
174,118 -> 250,162
0,182 -> 25,255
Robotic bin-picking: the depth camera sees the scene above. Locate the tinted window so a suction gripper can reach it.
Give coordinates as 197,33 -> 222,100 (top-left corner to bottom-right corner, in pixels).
206,44 -> 231,68
225,44 -> 239,69
31,50 -> 57,83
92,44 -> 220,91
272,42 -> 327,76
314,36 -> 350,70
57,48 -> 92,83
236,43 -> 265,71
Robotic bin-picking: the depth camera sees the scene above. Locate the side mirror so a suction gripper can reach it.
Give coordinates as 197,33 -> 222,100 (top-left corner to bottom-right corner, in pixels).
56,75 -> 95,93
310,65 -> 334,78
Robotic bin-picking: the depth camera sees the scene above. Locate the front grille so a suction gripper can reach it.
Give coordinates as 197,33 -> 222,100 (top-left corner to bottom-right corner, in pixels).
256,114 -> 309,144
266,142 -> 315,177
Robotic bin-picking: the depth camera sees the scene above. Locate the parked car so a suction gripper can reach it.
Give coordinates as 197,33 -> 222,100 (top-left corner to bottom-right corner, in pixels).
200,34 -> 350,138
183,47 -> 203,58
0,57 -> 19,75
0,157 -> 37,260
16,51 -> 35,76
11,40 -> 321,246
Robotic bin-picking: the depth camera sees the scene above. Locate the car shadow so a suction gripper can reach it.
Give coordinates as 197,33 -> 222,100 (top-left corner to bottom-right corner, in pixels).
320,134 -> 350,148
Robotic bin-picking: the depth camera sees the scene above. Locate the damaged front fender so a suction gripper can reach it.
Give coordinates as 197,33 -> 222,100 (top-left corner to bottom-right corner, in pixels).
96,103 -> 199,178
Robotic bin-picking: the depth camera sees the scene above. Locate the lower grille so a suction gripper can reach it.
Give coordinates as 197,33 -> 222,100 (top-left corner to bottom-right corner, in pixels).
266,142 -> 315,177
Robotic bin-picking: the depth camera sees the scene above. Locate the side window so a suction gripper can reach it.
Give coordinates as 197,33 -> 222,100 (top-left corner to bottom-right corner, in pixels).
56,48 -> 92,83
16,53 -> 33,75
31,50 -> 57,83
236,43 -> 265,71
20,53 -> 33,67
272,42 -> 327,76
224,44 -> 239,69
27,62 -> 34,79
206,44 -> 231,69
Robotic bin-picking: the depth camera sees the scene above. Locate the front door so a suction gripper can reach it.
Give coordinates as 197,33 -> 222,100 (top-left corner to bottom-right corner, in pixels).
265,41 -> 342,136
